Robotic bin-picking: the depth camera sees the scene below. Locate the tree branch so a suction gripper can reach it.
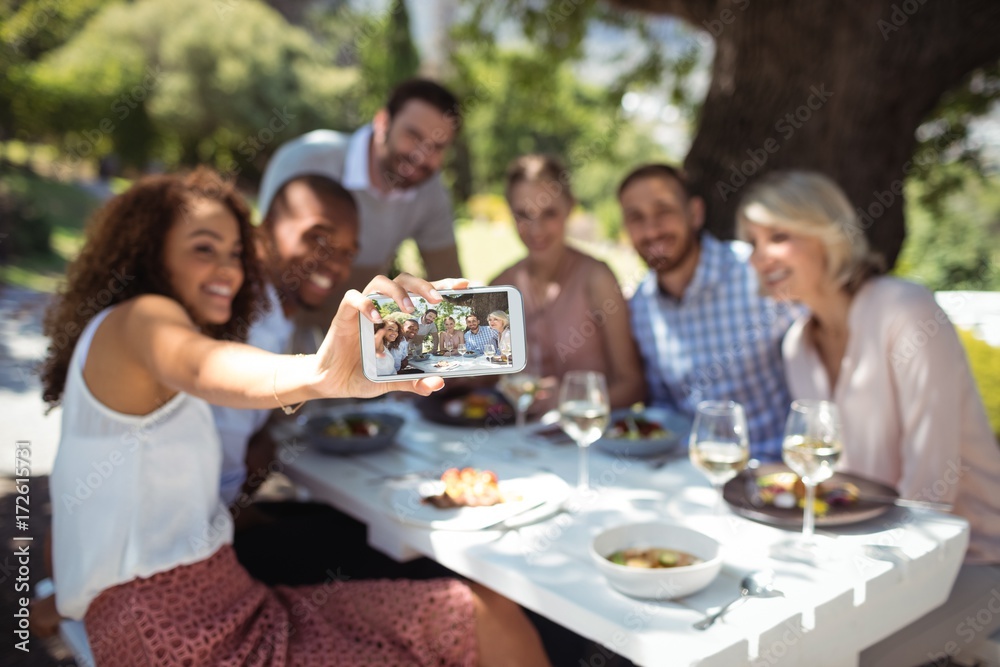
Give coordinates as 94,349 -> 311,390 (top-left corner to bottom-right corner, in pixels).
604,0 -> 720,27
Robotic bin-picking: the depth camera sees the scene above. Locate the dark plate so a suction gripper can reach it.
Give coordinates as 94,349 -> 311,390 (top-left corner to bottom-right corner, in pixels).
723,463 -> 898,527
416,387 -> 515,427
594,406 -> 691,458
304,412 -> 404,455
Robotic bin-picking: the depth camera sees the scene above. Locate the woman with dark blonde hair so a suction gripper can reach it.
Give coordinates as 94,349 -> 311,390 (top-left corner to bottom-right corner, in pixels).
492,154 -> 644,412
738,170 -> 1000,666
42,168 -> 550,667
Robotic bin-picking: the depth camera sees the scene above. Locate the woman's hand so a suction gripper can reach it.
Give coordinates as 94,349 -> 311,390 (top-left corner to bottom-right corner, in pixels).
313,273 -> 469,399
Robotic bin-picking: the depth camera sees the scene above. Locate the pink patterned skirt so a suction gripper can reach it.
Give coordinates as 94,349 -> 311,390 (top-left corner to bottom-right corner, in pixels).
83,545 -> 478,666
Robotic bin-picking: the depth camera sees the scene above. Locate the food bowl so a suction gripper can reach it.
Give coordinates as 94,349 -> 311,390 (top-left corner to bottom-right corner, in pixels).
590,522 -> 723,599
303,412 -> 404,455
594,406 -> 691,458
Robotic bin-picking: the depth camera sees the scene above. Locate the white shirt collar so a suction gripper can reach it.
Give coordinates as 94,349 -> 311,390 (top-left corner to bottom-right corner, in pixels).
343,124 -> 418,203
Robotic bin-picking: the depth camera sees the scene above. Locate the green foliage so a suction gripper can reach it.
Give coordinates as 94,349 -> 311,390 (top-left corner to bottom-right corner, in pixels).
10,0 -> 359,176
896,164 -> 1000,291
448,1 -> 698,238
0,162 -> 100,288
311,0 -> 420,122
0,0 -> 115,140
908,63 -> 1000,213
958,330 -> 1000,440
447,43 -> 670,238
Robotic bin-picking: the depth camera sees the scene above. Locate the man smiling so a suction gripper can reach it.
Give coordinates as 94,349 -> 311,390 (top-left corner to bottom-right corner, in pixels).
258,78 -> 463,319
214,173 -> 358,507
463,314 -> 498,355
620,164 -> 800,461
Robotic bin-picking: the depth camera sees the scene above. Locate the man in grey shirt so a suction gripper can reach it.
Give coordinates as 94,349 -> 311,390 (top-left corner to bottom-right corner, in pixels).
259,78 -> 464,333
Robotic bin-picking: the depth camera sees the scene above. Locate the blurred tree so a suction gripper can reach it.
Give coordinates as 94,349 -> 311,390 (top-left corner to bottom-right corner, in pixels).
446,42 -> 670,236
312,0 -> 420,122
464,0 -> 1000,268
895,163 -> 1000,292
0,0 -> 116,145
10,0 -> 359,179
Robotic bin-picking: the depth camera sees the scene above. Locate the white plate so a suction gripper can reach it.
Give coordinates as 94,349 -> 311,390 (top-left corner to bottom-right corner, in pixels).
384,473 -> 571,531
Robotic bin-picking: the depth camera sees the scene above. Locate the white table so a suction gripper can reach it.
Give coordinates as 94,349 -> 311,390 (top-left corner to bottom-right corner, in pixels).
405,353 -> 510,373
280,400 -> 969,667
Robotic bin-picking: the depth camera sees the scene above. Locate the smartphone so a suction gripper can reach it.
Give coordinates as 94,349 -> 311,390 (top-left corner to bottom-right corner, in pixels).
360,286 -> 526,381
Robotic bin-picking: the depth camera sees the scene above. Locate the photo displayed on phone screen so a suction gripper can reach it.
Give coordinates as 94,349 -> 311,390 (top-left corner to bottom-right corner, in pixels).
369,291 -> 515,378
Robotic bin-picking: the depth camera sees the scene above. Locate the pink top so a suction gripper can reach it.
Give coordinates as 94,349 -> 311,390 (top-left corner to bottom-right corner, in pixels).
494,248 -> 617,411
784,276 -> 1000,564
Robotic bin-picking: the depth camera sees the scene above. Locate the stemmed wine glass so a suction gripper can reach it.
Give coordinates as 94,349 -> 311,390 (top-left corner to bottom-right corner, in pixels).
500,337 -> 513,365
688,401 -> 750,513
484,343 -> 496,361
497,373 -> 541,428
457,342 -> 467,356
444,337 -> 454,356
774,400 -> 843,559
558,371 -> 610,490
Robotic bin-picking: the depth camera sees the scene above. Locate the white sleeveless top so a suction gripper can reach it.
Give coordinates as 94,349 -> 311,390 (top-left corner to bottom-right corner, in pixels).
51,307 -> 233,620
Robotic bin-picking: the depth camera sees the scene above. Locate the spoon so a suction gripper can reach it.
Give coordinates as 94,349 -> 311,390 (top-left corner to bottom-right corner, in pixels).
693,570 -> 784,630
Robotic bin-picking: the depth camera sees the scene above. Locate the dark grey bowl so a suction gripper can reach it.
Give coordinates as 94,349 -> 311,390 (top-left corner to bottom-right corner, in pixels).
304,412 -> 404,455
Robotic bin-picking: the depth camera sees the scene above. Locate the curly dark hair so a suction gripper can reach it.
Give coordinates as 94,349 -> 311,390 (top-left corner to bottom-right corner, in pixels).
40,167 -> 267,408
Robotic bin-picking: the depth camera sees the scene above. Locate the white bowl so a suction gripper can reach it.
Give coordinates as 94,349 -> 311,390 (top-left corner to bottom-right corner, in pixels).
590,522 -> 723,600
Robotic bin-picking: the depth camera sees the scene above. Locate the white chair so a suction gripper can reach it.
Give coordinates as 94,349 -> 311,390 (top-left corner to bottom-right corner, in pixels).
59,619 -> 95,667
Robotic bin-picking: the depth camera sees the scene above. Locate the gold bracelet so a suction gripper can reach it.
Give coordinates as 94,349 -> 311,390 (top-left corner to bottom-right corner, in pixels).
273,356 -> 306,416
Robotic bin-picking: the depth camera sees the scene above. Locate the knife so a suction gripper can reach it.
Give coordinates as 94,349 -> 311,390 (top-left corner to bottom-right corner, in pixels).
856,495 -> 952,512
480,498 -> 554,531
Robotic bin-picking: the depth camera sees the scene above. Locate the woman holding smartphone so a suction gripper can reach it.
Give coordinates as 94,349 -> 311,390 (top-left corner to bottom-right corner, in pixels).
42,169 -> 550,666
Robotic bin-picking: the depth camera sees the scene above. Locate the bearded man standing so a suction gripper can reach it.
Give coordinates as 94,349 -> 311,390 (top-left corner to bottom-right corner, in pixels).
259,78 -> 463,331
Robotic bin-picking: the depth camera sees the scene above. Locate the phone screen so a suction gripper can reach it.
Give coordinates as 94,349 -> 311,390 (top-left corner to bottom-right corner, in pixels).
360,287 -> 526,381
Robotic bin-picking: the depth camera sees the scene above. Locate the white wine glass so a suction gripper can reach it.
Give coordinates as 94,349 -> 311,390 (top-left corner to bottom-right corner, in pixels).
457,342 -> 467,356
689,401 -> 750,513
558,371 -> 610,490
497,373 -> 540,428
500,337 -> 513,365
484,343 -> 496,361
777,400 -> 843,557
444,337 -> 454,356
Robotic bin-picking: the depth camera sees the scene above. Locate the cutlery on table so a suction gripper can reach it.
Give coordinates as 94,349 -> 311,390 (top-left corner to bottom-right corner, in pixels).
857,496 -> 952,512
367,470 -> 438,484
693,570 -> 784,630
479,498 -> 553,531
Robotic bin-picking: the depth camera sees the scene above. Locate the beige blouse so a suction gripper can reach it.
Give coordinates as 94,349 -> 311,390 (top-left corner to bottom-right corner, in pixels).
784,276 -> 1000,564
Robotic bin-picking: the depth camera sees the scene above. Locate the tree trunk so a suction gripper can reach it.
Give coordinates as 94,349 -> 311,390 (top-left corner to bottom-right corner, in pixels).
607,0 -> 1000,267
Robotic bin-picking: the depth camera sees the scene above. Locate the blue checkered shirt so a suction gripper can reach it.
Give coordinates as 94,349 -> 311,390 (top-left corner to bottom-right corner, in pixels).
629,233 -> 802,461
463,327 -> 499,354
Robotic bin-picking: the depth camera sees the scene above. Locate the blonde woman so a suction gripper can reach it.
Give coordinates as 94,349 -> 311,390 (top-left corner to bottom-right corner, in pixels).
737,170 -> 1000,666
491,154 -> 644,412
438,316 -> 464,355
487,310 -> 511,357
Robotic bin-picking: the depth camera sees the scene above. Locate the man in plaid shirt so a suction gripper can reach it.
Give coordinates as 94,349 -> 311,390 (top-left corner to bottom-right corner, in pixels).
620,164 -> 800,461
463,314 -> 499,354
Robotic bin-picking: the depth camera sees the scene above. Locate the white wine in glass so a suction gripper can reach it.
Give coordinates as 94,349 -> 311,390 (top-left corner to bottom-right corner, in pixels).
497,373 -> 540,428
558,371 -> 610,490
779,400 -> 843,554
689,401 -> 750,513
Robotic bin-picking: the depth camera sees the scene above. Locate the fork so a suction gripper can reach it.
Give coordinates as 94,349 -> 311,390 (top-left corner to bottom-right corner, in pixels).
366,470 -> 438,484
